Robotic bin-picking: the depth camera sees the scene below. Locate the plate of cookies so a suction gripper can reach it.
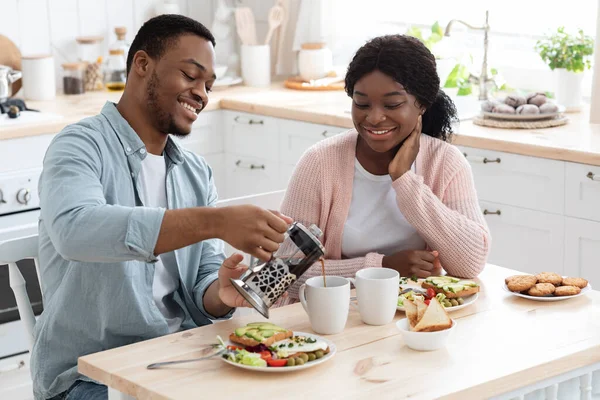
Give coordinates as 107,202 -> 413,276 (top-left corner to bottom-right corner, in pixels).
503,272 -> 591,301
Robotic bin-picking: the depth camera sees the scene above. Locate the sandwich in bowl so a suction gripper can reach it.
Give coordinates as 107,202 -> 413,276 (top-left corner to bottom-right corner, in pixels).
404,297 -> 453,332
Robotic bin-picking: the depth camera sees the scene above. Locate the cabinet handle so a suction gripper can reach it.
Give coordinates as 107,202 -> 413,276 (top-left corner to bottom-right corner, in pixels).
586,172 -> 600,182
463,153 -> 501,164
483,209 -> 501,216
235,160 -> 266,170
234,116 -> 264,125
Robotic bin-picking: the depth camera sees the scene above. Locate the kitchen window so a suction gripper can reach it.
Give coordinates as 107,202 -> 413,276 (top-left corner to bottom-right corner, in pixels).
319,0 -> 598,98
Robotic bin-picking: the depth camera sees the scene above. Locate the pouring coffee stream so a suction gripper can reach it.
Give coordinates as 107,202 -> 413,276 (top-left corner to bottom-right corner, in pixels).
320,258 -> 326,288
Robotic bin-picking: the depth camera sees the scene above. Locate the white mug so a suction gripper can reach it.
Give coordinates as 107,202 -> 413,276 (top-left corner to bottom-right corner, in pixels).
299,276 -> 350,335
349,268 -> 399,326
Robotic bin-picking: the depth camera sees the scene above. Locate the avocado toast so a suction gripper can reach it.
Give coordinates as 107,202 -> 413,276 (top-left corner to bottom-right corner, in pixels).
229,322 -> 293,347
421,276 -> 480,299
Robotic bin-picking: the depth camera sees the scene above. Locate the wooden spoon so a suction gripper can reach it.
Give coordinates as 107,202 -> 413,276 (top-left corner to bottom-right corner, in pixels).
234,7 -> 257,45
264,5 -> 284,45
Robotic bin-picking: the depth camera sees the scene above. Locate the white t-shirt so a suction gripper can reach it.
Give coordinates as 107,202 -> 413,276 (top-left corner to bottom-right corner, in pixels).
138,152 -> 184,333
341,159 -> 426,258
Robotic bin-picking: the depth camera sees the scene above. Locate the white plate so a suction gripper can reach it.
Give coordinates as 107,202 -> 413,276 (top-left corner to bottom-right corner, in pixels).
481,108 -> 564,121
220,332 -> 336,373
212,76 -> 242,88
502,282 -> 592,301
396,282 -> 479,312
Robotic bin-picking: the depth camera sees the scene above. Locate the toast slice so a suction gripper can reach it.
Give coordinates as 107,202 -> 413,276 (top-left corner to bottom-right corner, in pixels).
229,330 -> 293,347
421,282 -> 480,299
404,299 -> 418,329
412,297 -> 453,332
415,298 -> 427,322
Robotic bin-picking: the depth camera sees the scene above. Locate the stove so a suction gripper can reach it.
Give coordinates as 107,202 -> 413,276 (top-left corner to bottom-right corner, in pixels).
0,98 -> 63,127
0,98 -> 37,115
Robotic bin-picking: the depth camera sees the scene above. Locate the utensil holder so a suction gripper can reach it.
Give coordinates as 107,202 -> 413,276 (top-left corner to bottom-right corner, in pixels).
241,44 -> 270,87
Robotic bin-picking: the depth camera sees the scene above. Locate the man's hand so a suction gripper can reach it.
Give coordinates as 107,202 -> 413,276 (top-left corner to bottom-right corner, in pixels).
218,206 -> 292,262
217,253 -> 252,308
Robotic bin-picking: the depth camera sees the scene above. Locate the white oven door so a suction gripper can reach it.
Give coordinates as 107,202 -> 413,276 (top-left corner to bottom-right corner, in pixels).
0,209 -> 40,359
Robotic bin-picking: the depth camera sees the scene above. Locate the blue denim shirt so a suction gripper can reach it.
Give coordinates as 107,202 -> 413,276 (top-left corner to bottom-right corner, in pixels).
31,102 -> 232,399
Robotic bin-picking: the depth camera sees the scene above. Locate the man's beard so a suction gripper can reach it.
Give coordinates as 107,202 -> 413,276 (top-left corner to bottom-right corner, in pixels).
147,71 -> 189,137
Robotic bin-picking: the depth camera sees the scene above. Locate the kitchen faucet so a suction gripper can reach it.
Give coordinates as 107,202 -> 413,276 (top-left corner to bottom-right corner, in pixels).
444,10 -> 493,100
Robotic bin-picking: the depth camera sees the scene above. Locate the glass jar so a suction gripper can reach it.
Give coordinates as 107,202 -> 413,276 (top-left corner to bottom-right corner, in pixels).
112,27 -> 130,57
76,36 -> 104,63
76,36 -> 104,91
104,49 -> 127,91
62,63 -> 86,95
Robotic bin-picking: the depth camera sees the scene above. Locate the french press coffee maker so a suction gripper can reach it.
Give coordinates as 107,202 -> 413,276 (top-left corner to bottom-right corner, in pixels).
230,222 -> 325,318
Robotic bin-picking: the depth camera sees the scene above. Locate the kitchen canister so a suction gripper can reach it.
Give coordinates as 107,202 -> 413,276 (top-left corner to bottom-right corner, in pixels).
298,42 -> 332,82
21,54 -> 56,101
241,44 -> 270,87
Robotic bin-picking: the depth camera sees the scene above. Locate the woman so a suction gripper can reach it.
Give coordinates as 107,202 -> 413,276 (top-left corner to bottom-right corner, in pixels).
280,34 -> 490,303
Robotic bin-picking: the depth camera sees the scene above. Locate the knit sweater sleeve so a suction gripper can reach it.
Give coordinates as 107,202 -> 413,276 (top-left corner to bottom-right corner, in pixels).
392,145 -> 490,278
279,144 -> 384,301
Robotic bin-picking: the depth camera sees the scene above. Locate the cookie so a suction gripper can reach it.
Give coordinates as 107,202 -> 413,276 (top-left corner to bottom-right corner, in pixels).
505,275 -> 520,284
507,275 -> 537,292
527,283 -> 556,297
562,277 -> 588,289
554,286 -> 581,296
535,272 -> 563,286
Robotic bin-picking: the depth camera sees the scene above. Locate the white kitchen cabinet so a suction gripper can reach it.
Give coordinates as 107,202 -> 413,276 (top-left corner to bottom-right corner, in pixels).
565,162 -> 600,223
480,201 -> 565,275
0,352 -> 32,400
223,110 -> 280,163
202,153 -> 227,200
458,146 -> 565,215
279,163 -> 296,189
564,217 -> 600,288
224,153 -> 283,199
174,110 -> 224,155
278,119 -> 347,164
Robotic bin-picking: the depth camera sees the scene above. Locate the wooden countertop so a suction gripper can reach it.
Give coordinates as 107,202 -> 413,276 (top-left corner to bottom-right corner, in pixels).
78,264 -> 600,400
3,83 -> 600,166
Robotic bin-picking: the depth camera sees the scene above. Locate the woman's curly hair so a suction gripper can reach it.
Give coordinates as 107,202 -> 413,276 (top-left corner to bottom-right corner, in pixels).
345,34 -> 458,142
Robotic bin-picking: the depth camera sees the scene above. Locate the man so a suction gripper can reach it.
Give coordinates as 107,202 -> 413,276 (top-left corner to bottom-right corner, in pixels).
32,15 -> 290,400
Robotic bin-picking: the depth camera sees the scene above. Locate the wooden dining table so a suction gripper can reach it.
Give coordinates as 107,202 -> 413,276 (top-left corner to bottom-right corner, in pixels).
78,264 -> 600,400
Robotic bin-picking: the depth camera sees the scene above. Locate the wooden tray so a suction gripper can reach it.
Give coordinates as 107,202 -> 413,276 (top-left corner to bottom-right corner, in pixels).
0,34 -> 22,96
473,115 -> 569,129
284,75 -> 344,91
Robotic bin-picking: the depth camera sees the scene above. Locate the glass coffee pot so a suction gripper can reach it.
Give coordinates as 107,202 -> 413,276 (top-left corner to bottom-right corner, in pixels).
230,222 -> 325,318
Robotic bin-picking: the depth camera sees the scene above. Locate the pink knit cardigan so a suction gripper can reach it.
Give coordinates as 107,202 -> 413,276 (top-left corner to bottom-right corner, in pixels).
279,129 -> 490,303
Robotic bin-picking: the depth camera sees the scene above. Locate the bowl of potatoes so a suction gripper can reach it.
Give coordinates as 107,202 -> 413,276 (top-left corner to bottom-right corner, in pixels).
481,93 -> 564,121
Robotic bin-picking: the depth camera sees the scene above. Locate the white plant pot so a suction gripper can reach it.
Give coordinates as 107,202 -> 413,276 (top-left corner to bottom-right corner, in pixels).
554,68 -> 584,112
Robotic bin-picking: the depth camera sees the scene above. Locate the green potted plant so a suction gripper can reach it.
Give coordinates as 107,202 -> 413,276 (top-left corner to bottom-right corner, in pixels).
535,27 -> 594,111
406,22 -> 455,85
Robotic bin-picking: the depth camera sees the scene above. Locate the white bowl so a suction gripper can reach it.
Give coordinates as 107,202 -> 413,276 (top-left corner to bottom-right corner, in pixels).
215,64 -> 228,79
396,318 -> 456,351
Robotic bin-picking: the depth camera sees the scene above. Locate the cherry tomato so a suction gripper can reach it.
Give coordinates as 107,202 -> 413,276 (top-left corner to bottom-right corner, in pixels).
266,358 -> 288,367
227,345 -> 243,351
424,299 -> 431,305
426,288 -> 436,299
259,350 -> 272,360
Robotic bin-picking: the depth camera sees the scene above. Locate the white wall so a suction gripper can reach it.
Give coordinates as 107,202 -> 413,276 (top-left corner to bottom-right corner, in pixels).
1,0 -> 215,91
